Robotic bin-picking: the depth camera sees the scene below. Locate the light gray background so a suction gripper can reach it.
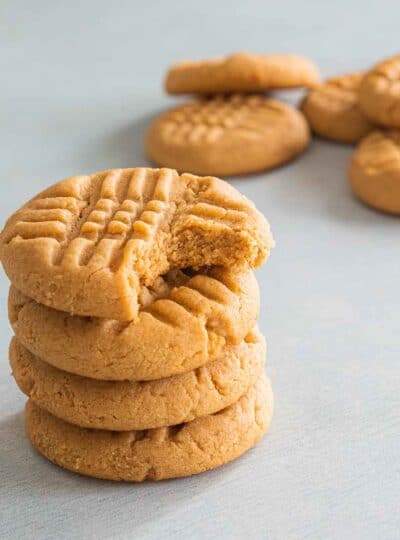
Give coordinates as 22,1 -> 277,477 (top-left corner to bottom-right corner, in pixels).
1,1 -> 399,539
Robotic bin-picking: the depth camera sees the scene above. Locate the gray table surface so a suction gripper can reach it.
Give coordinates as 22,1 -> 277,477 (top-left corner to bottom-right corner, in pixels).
1,1 -> 399,539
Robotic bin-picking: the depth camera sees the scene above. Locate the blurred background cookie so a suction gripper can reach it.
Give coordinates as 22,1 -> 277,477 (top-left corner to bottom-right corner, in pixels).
146,95 -> 310,176
301,73 -> 374,143
359,55 -> 400,127
11,330 -> 265,431
349,129 -> 400,214
165,52 -> 320,95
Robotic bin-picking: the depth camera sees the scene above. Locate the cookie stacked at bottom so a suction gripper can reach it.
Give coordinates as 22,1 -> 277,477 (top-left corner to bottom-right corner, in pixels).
1,167 -> 275,481
9,270 -> 272,481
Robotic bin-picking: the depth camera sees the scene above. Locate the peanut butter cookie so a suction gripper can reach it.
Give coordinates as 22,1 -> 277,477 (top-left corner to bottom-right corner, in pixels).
9,267 -> 258,380
25,375 -> 273,481
146,95 -> 310,176
165,52 -> 319,95
359,55 -> 400,127
349,129 -> 400,214
0,168 -> 273,320
11,329 -> 265,430
301,73 -> 374,143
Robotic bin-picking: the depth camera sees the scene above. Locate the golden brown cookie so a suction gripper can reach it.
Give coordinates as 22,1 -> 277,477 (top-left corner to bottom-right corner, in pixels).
301,73 -> 374,143
9,267 -> 259,381
11,329 -> 265,431
0,168 -> 273,320
25,375 -> 272,481
359,55 -> 400,127
165,52 -> 320,95
349,129 -> 400,214
146,95 -> 310,176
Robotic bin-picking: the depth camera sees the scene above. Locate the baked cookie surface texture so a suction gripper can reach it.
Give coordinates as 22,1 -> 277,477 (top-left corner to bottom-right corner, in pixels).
9,266 -> 259,380
0,168 -> 273,320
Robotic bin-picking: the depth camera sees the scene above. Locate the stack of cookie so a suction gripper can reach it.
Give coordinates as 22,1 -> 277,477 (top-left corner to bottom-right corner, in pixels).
1,167 -> 275,481
146,52 -> 320,176
301,53 -> 400,215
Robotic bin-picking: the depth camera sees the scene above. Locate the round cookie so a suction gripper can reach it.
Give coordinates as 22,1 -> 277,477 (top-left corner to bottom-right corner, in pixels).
359,55 -> 400,127
146,95 -> 310,176
349,129 -> 400,214
301,73 -> 374,143
0,168 -> 273,320
25,375 -> 273,481
9,267 -> 259,381
11,329 -> 265,431
165,52 -> 320,95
